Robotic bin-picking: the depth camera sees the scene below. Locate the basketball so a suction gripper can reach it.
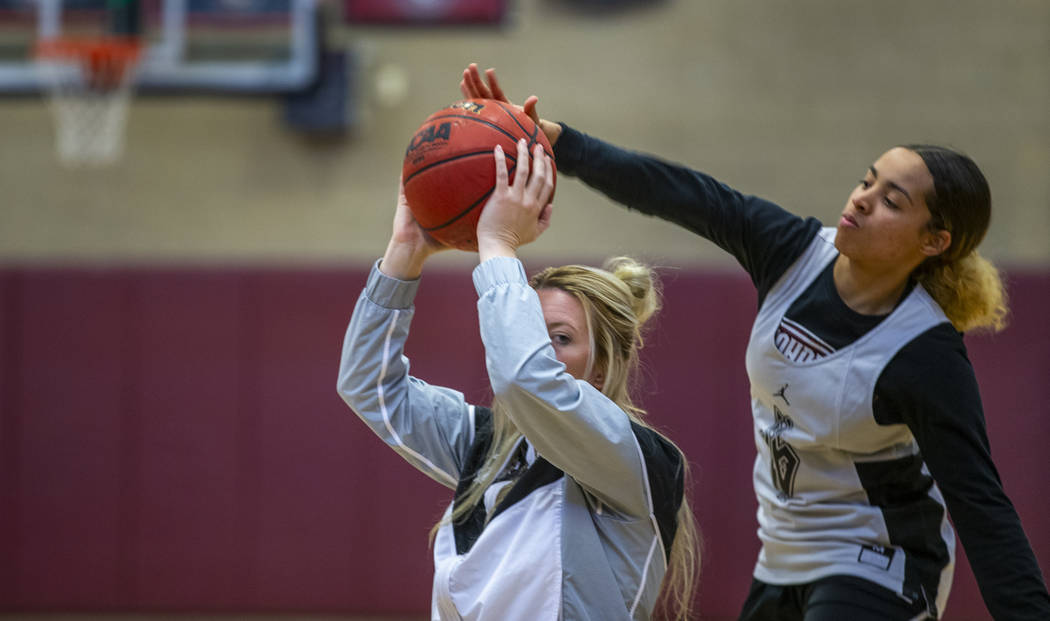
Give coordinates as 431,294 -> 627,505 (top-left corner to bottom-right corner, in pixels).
402,98 -> 556,251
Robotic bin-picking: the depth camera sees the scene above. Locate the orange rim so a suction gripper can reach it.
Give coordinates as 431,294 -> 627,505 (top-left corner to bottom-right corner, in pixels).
35,37 -> 142,86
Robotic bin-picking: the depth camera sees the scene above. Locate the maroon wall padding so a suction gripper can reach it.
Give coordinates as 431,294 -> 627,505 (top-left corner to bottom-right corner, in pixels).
0,265 -> 1046,620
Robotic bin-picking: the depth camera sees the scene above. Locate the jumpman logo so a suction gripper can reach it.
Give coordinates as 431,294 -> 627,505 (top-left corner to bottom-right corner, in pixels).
774,383 -> 790,406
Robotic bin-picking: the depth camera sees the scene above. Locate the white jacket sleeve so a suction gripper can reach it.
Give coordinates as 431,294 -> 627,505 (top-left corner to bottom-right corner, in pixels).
337,260 -> 476,490
473,256 -> 652,517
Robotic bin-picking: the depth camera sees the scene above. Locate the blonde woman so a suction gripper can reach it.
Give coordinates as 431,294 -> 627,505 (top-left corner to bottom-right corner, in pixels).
338,138 -> 700,620
458,65 -> 1050,620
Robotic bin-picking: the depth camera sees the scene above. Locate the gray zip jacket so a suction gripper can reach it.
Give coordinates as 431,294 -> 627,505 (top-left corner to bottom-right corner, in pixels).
337,257 -> 685,620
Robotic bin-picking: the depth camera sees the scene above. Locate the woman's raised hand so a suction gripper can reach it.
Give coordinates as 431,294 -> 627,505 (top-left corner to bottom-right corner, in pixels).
476,139 -> 555,262
460,63 -> 561,147
460,63 -> 540,126
379,175 -> 449,280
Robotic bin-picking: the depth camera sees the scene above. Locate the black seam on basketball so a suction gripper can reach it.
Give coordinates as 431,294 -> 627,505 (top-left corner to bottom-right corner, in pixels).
494,102 -> 553,159
404,150 -> 518,186
418,113 -> 522,145
423,163 -> 518,232
494,101 -> 532,140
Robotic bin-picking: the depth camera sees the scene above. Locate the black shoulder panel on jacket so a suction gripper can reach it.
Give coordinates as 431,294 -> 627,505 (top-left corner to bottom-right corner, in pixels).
631,422 -> 685,560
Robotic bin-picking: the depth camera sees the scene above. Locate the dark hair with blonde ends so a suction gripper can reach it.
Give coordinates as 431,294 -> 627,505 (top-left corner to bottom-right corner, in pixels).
905,145 -> 1008,332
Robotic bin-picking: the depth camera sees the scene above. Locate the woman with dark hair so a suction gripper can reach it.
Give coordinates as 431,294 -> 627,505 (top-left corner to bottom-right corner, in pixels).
458,65 -> 1049,620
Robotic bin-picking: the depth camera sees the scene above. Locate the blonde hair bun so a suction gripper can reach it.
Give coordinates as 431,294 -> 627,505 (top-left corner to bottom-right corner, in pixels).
603,256 -> 661,327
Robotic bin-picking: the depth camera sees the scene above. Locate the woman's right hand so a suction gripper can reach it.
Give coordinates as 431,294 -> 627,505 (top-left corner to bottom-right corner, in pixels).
379,175 -> 448,280
460,63 -> 562,148
476,139 -> 555,262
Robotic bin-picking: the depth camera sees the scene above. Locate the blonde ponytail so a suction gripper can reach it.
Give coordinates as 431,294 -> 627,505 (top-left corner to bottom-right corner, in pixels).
916,251 -> 1008,333
600,257 -> 701,621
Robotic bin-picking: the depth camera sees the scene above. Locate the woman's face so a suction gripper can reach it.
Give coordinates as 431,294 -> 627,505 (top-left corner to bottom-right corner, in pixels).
836,147 -> 947,269
538,288 -> 600,388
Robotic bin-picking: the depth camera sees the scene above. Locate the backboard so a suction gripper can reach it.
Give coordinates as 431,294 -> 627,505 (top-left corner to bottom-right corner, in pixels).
0,0 -> 321,94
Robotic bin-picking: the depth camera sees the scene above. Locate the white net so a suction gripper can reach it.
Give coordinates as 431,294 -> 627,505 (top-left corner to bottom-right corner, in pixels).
36,41 -> 141,167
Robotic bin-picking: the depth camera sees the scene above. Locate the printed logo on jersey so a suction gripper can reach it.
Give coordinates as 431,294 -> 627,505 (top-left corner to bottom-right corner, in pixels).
762,405 -> 800,499
775,317 -> 835,362
773,383 -> 790,406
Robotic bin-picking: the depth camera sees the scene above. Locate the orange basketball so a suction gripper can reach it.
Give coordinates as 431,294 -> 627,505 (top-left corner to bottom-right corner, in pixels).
402,99 -> 556,251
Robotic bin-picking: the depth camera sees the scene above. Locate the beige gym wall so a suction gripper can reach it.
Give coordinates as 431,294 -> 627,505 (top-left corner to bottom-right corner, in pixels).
0,0 -> 1047,268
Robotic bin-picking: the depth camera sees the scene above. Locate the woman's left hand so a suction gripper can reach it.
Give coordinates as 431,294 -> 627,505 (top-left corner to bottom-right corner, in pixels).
476,139 -> 555,261
379,174 -> 449,280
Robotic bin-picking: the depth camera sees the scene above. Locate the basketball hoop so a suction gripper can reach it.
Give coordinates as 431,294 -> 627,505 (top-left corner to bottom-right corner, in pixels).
34,37 -> 142,167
